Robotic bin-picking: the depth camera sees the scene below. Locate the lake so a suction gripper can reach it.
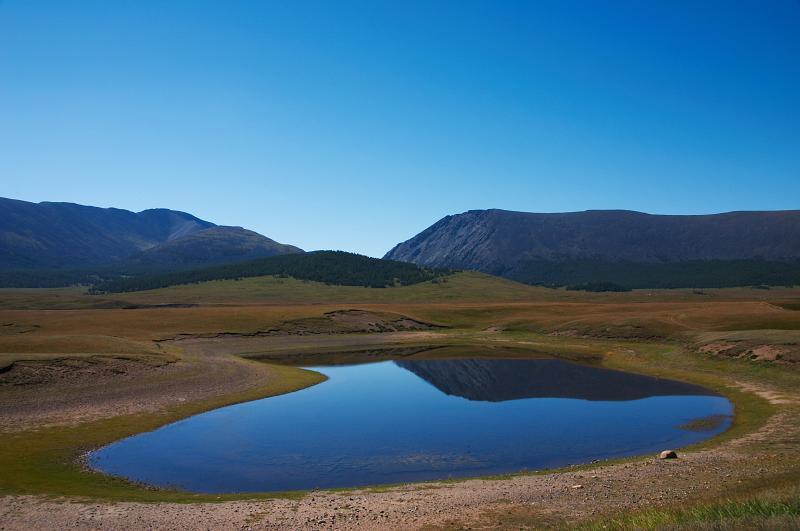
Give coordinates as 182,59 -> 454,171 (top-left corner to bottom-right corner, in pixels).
89,356 -> 733,493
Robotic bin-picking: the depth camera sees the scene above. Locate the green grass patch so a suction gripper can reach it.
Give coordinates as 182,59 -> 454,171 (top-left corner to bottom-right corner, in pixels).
597,343 -> 778,451
584,485 -> 800,530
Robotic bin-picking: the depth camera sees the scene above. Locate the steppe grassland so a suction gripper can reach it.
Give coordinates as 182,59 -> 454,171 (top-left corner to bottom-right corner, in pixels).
1,273 -> 799,527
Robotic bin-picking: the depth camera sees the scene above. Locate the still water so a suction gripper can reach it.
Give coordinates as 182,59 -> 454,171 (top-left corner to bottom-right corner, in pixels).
89,357 -> 732,493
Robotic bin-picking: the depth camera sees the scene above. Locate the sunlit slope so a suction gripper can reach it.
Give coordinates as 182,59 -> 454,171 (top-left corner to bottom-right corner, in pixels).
4,273 -> 800,311
115,271 -> 544,304
107,272 -> 800,306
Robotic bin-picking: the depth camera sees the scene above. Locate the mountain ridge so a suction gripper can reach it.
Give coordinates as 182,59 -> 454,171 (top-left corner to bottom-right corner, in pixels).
384,208 -> 800,287
0,197 -> 301,271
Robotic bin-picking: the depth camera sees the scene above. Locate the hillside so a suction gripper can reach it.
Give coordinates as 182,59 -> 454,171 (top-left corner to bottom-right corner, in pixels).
126,226 -> 302,268
6,272 -> 796,310
94,251 -> 453,293
385,209 -> 800,288
0,197 -> 301,274
96,271 -> 546,306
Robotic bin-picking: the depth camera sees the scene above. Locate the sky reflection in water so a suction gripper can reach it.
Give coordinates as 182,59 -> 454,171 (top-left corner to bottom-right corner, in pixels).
90,357 -> 732,493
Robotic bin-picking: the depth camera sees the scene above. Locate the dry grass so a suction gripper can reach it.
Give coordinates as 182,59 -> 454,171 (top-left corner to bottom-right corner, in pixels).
1,285 -> 799,368
0,275 -> 799,527
3,271 -> 800,311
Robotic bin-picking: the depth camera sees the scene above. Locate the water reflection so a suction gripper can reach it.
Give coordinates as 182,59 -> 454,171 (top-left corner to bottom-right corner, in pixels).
396,358 -> 714,402
90,354 -> 733,493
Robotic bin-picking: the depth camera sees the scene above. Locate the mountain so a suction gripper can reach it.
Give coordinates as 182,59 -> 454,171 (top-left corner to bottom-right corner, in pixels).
126,226 -> 302,268
385,209 -> 800,288
0,197 -> 301,271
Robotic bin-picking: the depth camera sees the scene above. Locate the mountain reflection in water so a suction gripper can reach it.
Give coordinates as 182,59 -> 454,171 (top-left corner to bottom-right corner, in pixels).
395,358 -> 715,402
89,355 -> 732,493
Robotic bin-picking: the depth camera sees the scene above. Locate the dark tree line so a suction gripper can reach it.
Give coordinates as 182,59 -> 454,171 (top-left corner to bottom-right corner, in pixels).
92,251 -> 454,293
566,281 -> 630,292
0,270 -> 111,288
510,259 -> 800,289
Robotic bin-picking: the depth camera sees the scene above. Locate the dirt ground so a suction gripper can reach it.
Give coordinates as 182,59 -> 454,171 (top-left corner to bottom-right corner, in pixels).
0,340 -> 281,432
0,310 -> 442,432
0,381 -> 796,530
1,327 -> 799,531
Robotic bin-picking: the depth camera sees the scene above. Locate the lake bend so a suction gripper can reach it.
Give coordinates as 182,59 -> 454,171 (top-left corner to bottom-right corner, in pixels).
89,356 -> 733,493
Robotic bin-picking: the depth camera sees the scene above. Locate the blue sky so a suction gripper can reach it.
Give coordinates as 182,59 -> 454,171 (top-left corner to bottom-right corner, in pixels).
1,1 -> 798,257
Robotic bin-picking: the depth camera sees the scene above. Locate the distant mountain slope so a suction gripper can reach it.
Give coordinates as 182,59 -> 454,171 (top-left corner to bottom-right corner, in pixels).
385,209 -> 800,288
94,250 -> 452,293
0,197 -> 301,271
126,226 -> 303,268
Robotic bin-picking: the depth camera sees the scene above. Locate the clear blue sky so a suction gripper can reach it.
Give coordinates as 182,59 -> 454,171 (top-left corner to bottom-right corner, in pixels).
1,1 -> 798,257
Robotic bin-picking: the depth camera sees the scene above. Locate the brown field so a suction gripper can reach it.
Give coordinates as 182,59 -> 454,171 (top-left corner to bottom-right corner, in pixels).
1,273 -> 800,529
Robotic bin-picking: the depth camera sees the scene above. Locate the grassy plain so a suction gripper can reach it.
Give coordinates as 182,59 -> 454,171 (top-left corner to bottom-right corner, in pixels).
1,272 -> 800,528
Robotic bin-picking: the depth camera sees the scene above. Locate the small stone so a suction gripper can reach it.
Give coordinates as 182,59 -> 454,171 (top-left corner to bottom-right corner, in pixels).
659,450 -> 678,459
571,484 -> 583,489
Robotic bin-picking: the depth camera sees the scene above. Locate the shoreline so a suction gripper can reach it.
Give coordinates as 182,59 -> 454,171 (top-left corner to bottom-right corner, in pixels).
81,355 -> 735,497
1,327 -> 797,529
0,340 -> 772,501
